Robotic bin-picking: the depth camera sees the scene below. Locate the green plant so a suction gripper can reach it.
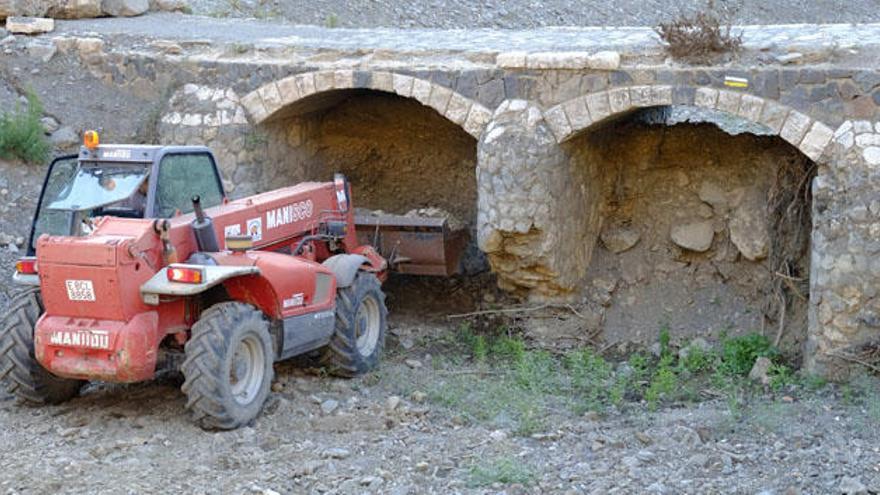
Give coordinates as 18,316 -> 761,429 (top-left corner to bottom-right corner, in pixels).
491,336 -> 526,362
767,363 -> 794,391
512,402 -> 546,437
719,333 -> 779,376
0,91 -> 50,164
800,373 -> 828,391
513,350 -> 556,393
565,348 -> 614,413
645,354 -> 678,409
628,353 -> 650,383
472,335 -> 488,363
467,457 -> 536,487
325,12 -> 339,28
679,343 -> 716,374
658,326 -> 671,357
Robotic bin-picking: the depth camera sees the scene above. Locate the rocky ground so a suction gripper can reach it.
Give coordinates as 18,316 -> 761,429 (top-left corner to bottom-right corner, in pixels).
1,309 -> 880,495
187,0 -> 880,29
0,159 -> 43,306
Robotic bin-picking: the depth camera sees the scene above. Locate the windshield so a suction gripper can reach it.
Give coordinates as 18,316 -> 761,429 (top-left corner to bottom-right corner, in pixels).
47,163 -> 149,212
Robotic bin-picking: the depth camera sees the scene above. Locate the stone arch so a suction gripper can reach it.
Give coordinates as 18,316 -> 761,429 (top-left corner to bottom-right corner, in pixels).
542,85 -> 836,162
239,70 -> 493,139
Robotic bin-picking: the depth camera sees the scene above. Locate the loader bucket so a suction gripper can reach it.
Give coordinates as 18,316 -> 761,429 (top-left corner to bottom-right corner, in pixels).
354,213 -> 469,276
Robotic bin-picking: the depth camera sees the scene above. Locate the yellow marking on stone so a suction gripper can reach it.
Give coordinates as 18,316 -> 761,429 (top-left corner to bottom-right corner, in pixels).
724,76 -> 749,89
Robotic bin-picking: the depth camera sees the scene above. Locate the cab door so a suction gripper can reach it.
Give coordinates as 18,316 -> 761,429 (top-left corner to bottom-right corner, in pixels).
27,155 -> 79,256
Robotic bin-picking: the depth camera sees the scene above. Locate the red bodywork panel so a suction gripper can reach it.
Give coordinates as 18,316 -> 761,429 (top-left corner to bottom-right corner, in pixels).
33,181 -> 386,383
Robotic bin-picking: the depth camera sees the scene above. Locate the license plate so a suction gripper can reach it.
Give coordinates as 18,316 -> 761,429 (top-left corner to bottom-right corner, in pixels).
65,280 -> 95,301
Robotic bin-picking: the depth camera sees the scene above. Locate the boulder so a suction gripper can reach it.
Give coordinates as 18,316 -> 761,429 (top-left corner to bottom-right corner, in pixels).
49,126 -> 78,149
698,180 -> 728,210
670,221 -> 714,252
40,116 -> 59,133
748,356 -> 772,385
0,0 -> 50,20
729,193 -> 770,261
600,225 -> 640,254
48,0 -> 101,18
101,0 -> 147,16
6,16 -> 53,34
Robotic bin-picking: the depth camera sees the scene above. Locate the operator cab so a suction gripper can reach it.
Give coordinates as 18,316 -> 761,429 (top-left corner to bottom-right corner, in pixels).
24,131 -> 227,257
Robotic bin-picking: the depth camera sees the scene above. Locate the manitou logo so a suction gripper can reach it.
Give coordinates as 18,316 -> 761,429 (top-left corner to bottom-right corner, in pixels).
266,200 -> 314,230
49,330 -> 110,350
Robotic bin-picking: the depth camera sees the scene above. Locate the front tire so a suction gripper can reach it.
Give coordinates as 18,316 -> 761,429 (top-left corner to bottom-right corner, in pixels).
0,289 -> 84,404
321,273 -> 388,377
181,302 -> 274,430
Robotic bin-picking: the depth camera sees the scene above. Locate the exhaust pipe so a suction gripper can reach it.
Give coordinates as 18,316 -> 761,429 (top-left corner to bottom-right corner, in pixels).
191,195 -> 220,252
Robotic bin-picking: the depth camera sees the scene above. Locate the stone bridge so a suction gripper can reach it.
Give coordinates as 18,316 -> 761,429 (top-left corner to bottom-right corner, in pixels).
4,16 -> 880,376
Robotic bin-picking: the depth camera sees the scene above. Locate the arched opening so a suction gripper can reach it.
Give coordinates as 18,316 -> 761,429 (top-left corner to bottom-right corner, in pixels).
260,88 -> 487,312
564,106 -> 815,352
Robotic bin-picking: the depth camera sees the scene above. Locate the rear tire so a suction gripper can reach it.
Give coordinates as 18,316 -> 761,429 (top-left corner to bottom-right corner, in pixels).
0,289 -> 84,405
321,273 -> 387,377
181,302 -> 274,430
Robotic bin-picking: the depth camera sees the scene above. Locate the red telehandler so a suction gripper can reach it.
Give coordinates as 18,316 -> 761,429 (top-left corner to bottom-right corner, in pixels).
0,131 -> 465,429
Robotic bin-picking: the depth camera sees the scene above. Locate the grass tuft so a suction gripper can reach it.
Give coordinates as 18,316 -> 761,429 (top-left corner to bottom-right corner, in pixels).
0,91 -> 50,164
467,457 -> 536,487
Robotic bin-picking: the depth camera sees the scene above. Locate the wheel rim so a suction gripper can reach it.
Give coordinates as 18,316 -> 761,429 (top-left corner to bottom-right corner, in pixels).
355,295 -> 381,357
230,334 -> 265,406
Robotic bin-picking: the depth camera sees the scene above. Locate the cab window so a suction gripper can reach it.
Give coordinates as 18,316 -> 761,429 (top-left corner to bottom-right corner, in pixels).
155,153 -> 223,218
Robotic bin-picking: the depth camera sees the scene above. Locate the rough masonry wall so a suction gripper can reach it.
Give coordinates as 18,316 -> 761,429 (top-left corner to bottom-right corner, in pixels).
807,120 -> 880,377
477,100 -> 590,298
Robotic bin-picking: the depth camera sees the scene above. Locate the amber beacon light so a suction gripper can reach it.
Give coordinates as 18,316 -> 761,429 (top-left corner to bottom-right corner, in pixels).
83,130 -> 100,149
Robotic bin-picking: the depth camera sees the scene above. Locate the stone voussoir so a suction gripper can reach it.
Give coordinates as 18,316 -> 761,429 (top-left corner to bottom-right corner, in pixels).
256,81 -> 283,117
240,89 -> 268,124
562,96 -> 591,131
543,104 -> 572,142
779,110 -> 813,147
463,104 -> 492,138
799,121 -> 835,161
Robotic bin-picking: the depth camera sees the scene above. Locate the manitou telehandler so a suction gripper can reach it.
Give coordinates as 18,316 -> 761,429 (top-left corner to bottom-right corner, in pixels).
0,131 -> 467,429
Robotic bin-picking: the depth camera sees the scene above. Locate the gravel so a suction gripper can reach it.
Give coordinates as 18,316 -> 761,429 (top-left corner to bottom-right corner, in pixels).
1,345 -> 880,493
187,0 -> 880,29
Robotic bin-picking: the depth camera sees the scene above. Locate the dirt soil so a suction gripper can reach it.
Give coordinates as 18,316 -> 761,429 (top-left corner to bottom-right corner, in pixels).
553,122 -> 811,354
300,92 -> 478,226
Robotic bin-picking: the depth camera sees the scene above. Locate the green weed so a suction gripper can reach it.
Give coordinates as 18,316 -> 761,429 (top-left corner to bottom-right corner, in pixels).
0,91 -> 50,164
467,457 -> 536,487
645,354 -> 679,410
719,333 -> 779,376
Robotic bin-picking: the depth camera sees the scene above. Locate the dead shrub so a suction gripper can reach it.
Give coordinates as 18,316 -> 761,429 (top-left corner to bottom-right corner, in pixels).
655,2 -> 743,63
